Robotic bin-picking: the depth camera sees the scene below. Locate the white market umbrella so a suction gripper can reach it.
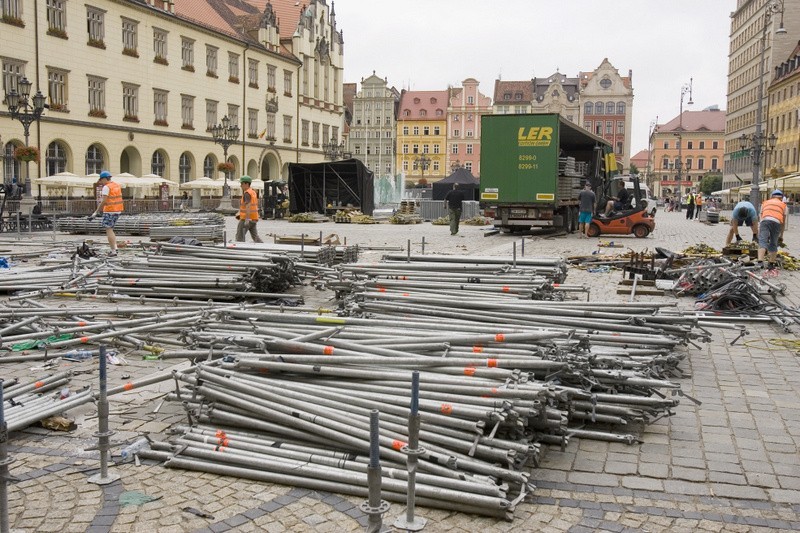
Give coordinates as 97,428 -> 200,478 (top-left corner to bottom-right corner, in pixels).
179,177 -> 225,191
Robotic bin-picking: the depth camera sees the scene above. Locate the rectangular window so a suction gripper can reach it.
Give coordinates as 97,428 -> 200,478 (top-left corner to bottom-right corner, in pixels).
687,141 -> 693,150
467,95 -> 474,104
433,161 -> 439,172
206,99 -> 217,131
312,122 -> 319,146
47,69 -> 68,109
422,144 -> 429,154
402,144 -> 408,155
584,120 -> 592,130
465,162 -> 472,172
711,158 -> 718,170
433,144 -> 440,154
332,127 -> 339,142
153,28 -> 168,62
595,123 -> 602,135
86,7 -> 105,43
302,61 -> 308,95
302,120 -> 309,145
453,129 -> 460,137
227,104 -> 239,128
87,75 -> 106,115
153,89 -> 168,124
662,158 -> 669,169
122,83 -> 138,119
451,144 -> 458,154
181,37 -> 194,70
248,59 -> 258,87
712,141 -> 718,149
247,108 -> 258,137
605,121 -> 612,134
3,0 -> 21,18
121,18 -> 137,54
283,115 -> 292,142
46,0 -> 66,32
423,126 -> 430,135
385,146 -> 391,155
322,124 -> 330,145
663,141 -> 668,149
699,141 -> 705,150
181,94 -> 194,128
412,126 -> 419,135
206,45 -> 218,77
283,69 -> 293,95
402,161 -> 408,172
228,52 -> 239,82
412,144 -> 419,154
266,113 -> 276,140
466,130 -> 473,137
616,121 -> 624,134
697,158 -> 705,170
466,144 -> 473,155
402,126 -> 409,135
267,64 -> 276,91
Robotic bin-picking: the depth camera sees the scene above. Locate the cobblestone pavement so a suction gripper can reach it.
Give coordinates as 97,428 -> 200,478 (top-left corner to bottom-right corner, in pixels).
3,210 -> 800,532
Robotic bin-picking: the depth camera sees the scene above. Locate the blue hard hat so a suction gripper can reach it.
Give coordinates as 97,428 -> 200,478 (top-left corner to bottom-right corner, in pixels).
771,189 -> 783,197
99,170 -> 112,179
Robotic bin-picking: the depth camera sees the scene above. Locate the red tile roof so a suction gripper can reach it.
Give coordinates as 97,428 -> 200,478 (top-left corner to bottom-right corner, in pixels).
658,109 -> 726,133
493,80 -> 533,103
398,90 -> 449,120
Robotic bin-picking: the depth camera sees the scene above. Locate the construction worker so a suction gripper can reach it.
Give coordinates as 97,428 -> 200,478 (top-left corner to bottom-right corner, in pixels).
757,190 -> 788,267
235,175 -> 263,243
88,170 -> 123,256
725,200 -> 758,246
694,193 -> 703,220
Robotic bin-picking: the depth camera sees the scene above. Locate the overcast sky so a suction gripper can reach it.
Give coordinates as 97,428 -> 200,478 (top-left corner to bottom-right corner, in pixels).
333,0 -> 731,155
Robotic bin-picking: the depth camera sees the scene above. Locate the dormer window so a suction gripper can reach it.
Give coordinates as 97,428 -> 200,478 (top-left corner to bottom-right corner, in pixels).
504,92 -> 511,100
514,92 -> 523,100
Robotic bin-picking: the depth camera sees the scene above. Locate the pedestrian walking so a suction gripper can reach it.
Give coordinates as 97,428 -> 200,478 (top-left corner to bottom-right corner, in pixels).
577,182 -> 596,237
757,190 -> 788,267
725,200 -> 758,246
88,170 -> 122,256
443,183 -> 466,235
235,175 -> 263,243
685,191 -> 695,220
694,194 -> 703,220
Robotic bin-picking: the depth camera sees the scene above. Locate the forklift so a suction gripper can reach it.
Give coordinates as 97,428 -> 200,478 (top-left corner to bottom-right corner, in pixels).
587,175 -> 656,238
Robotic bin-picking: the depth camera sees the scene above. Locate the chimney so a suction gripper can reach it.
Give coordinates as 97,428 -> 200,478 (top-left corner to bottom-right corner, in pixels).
168,0 -> 175,13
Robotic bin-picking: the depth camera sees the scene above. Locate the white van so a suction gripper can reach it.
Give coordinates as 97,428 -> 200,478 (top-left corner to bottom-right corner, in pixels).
624,180 -> 656,216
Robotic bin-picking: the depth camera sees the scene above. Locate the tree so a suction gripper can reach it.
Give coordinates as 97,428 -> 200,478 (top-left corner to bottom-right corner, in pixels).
628,163 -> 639,175
699,172 -> 723,195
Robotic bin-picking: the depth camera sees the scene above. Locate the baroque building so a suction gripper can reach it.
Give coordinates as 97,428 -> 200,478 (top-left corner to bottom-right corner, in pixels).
446,78 -> 492,177
347,72 -> 400,178
492,59 -> 633,170
766,40 -> 800,176
0,0 -> 345,195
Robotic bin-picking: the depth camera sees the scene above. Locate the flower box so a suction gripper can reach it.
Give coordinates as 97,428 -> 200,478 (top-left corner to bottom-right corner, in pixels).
154,56 -> 169,66
89,109 -> 107,118
182,64 -> 195,72
49,102 -> 68,113
87,38 -> 106,49
217,162 -> 235,173
249,82 -> 259,89
123,114 -> 140,123
228,76 -> 240,84
2,15 -> 24,28
206,71 -> 218,78
154,119 -> 168,127
47,27 -> 68,39
122,47 -> 139,58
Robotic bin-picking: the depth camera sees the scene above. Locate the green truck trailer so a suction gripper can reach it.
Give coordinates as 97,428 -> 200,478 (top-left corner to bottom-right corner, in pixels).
480,113 -> 611,232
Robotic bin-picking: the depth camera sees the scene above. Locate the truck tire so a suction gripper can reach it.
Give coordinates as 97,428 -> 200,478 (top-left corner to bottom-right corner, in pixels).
633,224 -> 650,238
587,223 -> 601,237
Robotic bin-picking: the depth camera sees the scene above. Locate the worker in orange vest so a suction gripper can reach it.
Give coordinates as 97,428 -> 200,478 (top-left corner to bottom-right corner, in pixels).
235,175 -> 263,243
88,170 -> 123,256
757,189 -> 788,267
694,193 -> 703,220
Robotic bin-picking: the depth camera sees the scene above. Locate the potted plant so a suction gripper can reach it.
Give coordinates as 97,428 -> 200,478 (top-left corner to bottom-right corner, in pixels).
217,162 -> 235,173
14,146 -> 40,163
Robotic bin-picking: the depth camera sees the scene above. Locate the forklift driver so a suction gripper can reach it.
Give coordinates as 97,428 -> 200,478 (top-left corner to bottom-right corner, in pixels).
603,181 -> 630,216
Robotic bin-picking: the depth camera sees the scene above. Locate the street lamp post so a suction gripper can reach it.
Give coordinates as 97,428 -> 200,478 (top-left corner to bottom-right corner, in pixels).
4,76 -> 47,208
741,0 -> 786,212
322,138 -> 351,161
676,79 -> 693,197
414,154 -> 431,184
211,115 -> 239,198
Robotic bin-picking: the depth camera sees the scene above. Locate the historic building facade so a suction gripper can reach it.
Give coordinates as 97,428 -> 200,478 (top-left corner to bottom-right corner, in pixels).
347,72 -> 400,178
446,78 -> 491,177
649,108 -> 726,198
1,0 -> 345,195
491,59 -> 634,170
724,0 -> 799,190
766,41 -> 800,176
396,90 -> 448,184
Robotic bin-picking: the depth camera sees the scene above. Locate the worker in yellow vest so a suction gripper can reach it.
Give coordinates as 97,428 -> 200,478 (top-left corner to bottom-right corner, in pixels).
235,175 -> 263,243
757,189 -> 788,267
88,170 -> 123,256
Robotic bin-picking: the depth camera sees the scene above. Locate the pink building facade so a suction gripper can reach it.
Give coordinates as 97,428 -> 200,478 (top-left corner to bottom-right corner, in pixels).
446,78 -> 492,177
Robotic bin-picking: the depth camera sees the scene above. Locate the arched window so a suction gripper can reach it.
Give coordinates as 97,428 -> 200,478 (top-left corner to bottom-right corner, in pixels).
584,102 -> 593,115
86,144 -> 105,175
3,143 -> 21,186
151,151 -> 165,177
616,102 -> 626,115
179,152 -> 192,183
46,141 -> 68,176
595,102 -> 604,115
203,155 -> 215,178
606,102 -> 615,114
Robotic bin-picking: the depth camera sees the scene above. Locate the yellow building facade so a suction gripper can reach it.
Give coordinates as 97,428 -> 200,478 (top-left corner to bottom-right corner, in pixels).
766,46 -> 800,176
396,90 -> 448,184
